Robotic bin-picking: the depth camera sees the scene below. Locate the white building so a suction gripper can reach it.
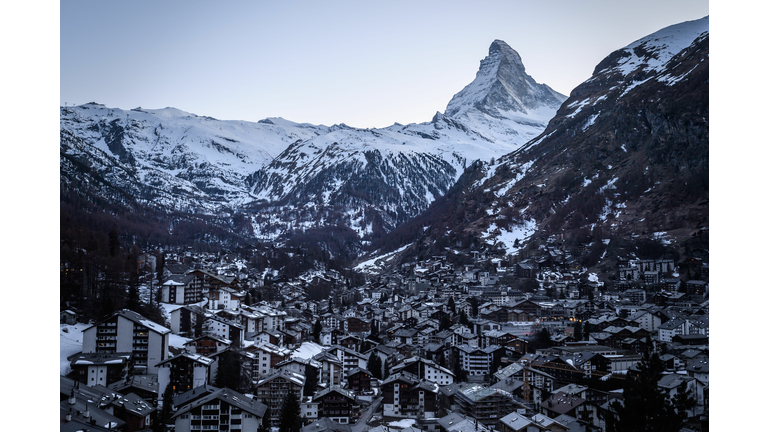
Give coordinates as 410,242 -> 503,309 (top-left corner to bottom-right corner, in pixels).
81,309 -> 170,374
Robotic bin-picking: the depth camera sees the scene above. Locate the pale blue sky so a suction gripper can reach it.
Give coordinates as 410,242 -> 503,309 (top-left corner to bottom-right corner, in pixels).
60,0 -> 709,128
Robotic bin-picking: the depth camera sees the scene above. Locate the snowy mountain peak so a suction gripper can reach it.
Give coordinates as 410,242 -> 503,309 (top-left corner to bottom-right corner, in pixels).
488,39 -> 524,70
442,39 -> 567,149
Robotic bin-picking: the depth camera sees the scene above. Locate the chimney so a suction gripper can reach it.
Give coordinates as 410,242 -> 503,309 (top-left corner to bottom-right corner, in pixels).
69,389 -> 76,405
66,408 -> 72,422
84,403 -> 90,419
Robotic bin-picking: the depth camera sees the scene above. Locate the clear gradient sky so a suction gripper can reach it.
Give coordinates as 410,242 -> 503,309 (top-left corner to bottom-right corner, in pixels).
60,1 -> 708,129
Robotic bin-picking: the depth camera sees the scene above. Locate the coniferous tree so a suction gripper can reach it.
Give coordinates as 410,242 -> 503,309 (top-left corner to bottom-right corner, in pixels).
213,350 -> 244,392
469,297 -> 479,317
278,391 -> 302,432
459,310 -> 470,326
313,319 -> 323,343
258,408 -> 271,432
303,365 -> 319,397
154,383 -> 175,432
156,252 -> 165,283
574,321 -> 583,342
383,358 -> 390,379
439,314 -> 452,331
368,353 -> 383,380
606,352 -> 694,432
126,284 -> 141,311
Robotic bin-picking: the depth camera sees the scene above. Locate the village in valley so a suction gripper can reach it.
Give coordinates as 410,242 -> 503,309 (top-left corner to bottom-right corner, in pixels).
60,233 -> 709,432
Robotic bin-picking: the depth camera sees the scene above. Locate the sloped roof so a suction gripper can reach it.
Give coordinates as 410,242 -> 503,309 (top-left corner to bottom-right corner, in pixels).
172,387 -> 267,419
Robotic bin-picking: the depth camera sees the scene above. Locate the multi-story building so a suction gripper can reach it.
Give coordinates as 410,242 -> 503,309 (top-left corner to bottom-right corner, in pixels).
81,309 -> 170,374
252,370 -> 305,426
69,352 -> 132,387
171,387 -> 267,432
455,384 -> 515,430
452,344 -> 504,377
156,352 -> 215,403
381,372 -> 438,419
247,342 -> 292,378
389,356 -> 455,386
314,386 -> 359,425
161,273 -> 203,305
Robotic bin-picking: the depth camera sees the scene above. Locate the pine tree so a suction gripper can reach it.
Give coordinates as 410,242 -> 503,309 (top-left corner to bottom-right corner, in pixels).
606,352 -> 693,432
278,391 -> 302,432
213,350 -> 244,392
313,319 -> 323,343
303,365 -> 319,397
154,383 -> 175,431
460,310 -> 470,326
258,408 -> 271,432
368,353 -> 383,380
126,284 -> 141,311
574,321 -> 583,341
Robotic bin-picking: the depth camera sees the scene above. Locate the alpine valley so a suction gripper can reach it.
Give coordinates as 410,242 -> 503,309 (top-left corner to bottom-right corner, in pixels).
61,17 -> 708,275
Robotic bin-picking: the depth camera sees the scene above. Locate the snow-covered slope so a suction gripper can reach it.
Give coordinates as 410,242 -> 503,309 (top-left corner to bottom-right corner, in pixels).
392,16 -> 709,262
61,104 -> 328,211
61,39 -> 566,242
245,39 -> 565,239
445,40 -> 567,147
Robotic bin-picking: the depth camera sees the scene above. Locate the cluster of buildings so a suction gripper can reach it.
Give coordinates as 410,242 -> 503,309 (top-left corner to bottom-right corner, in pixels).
60,244 -> 709,431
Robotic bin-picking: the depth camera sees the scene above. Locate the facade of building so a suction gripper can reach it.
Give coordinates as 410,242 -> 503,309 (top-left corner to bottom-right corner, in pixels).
81,309 -> 170,374
172,387 -> 267,432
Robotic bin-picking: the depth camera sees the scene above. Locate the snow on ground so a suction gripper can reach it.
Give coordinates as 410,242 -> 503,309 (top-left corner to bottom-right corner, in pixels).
291,342 -> 324,360
387,419 -> 417,428
170,333 -> 192,350
354,243 -> 412,274
61,323 -> 90,376
486,219 -> 537,255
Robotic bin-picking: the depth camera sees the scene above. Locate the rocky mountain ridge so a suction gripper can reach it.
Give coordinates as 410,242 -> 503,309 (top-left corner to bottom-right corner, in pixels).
60,39 -> 565,247
367,17 -> 709,270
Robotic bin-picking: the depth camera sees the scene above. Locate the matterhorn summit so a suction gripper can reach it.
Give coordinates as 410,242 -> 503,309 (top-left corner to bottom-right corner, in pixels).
442,39 -> 567,147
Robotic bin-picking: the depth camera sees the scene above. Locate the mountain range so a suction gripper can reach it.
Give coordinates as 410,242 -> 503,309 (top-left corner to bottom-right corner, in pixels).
367,16 -> 709,271
60,17 -> 708,267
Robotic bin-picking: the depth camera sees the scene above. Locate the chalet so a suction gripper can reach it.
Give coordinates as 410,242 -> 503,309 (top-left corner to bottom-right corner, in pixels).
60,377 -> 126,431
253,370 -> 305,425
156,352 -> 215,402
61,309 -> 77,325
541,391 -> 589,421
313,351 -> 343,387
346,367 -> 373,392
659,318 -> 689,342
381,371 -> 439,419
389,356 -> 455,386
183,334 -> 231,356
171,387 -> 267,432
299,417 -> 352,432
516,261 -> 538,278
325,345 -> 369,381
247,342 -> 292,377
314,386 -> 359,425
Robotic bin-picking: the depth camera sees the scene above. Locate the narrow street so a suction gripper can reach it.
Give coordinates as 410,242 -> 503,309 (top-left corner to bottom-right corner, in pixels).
352,396 -> 382,432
